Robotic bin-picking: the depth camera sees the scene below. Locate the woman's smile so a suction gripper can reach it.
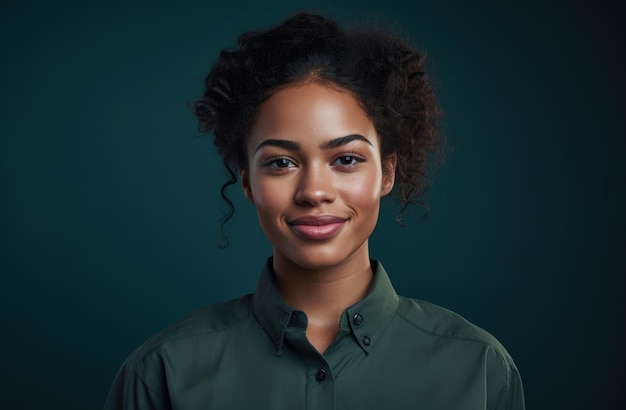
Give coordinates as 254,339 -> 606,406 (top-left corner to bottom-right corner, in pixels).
288,214 -> 348,240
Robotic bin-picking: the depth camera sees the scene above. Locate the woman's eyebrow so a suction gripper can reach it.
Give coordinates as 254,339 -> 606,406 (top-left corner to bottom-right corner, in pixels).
254,134 -> 372,153
254,139 -> 302,153
320,134 -> 373,149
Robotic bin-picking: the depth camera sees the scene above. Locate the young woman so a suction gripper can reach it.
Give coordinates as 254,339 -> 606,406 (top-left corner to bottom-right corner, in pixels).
105,12 -> 525,410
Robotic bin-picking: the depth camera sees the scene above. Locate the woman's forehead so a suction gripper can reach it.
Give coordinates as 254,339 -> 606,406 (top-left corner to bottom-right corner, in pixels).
248,82 -> 378,148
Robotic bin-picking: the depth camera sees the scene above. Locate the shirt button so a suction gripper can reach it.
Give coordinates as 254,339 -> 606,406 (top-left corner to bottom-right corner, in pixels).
353,313 -> 363,325
316,369 -> 327,382
362,336 -> 371,346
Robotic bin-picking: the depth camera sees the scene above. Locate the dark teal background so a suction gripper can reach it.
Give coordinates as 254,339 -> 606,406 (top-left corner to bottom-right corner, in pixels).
1,1 -> 624,409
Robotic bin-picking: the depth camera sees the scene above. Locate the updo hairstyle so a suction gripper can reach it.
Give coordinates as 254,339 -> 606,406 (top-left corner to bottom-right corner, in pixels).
194,12 -> 445,239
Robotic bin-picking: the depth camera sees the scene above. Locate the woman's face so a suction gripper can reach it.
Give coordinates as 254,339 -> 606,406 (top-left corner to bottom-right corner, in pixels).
241,82 -> 395,271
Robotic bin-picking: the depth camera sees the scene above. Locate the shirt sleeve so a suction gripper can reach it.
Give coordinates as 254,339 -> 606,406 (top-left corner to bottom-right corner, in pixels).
104,362 -> 170,410
494,365 -> 525,410
487,345 -> 525,410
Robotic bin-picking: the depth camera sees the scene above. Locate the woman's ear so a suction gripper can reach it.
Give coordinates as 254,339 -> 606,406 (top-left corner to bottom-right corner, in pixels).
239,167 -> 255,204
381,152 -> 397,197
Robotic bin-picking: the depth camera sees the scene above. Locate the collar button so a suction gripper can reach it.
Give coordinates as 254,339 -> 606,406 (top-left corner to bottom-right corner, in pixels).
353,313 -> 363,325
316,369 -> 327,382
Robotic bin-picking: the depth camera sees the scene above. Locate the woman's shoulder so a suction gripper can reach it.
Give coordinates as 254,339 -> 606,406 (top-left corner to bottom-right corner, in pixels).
395,296 -> 515,365
124,294 -> 255,369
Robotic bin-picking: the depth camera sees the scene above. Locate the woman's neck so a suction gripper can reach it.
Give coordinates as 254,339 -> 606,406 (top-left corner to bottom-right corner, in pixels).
272,248 -> 374,353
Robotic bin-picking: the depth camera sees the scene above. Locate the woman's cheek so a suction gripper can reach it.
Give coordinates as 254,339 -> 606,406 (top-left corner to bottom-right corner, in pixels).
252,179 -> 288,210
341,172 -> 381,205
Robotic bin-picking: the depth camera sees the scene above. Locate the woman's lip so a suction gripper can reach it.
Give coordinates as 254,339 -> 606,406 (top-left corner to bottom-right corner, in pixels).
288,215 -> 347,240
288,215 -> 347,226
289,221 -> 346,240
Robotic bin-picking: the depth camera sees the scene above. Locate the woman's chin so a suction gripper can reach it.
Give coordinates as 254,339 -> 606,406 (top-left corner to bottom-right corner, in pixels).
274,242 -> 368,273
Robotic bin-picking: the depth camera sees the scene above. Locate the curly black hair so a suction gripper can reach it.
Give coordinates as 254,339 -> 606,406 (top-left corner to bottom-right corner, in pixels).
194,12 -> 445,245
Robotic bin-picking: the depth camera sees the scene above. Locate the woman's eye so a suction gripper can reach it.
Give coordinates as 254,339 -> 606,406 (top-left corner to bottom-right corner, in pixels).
334,155 -> 364,166
265,158 -> 295,168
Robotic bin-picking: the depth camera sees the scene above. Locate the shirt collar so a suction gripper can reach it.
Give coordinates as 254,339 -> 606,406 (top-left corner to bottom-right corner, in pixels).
252,257 -> 399,355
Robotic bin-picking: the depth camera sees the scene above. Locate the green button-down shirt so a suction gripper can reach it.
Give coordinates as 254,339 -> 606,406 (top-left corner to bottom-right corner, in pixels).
105,259 -> 525,409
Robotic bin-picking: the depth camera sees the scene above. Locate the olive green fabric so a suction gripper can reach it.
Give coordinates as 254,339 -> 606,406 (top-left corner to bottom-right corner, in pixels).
105,259 -> 525,409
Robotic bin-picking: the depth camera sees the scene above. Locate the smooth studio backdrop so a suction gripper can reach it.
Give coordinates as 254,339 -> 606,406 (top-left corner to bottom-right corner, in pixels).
1,1 -> 624,409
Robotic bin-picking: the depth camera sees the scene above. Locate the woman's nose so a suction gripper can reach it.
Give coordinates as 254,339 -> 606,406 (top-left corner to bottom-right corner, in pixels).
294,164 -> 336,206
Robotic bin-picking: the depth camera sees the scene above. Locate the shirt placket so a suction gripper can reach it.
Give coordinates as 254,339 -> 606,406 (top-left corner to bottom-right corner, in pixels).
283,311 -> 336,410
